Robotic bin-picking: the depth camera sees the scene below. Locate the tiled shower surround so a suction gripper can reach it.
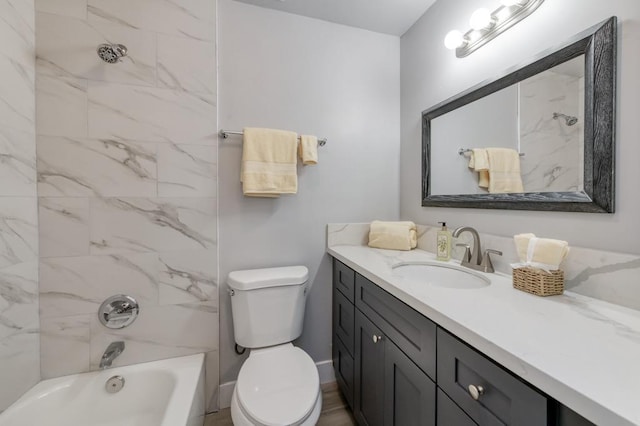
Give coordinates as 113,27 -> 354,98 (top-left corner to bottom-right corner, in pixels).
0,0 -> 40,411
35,0 -> 220,410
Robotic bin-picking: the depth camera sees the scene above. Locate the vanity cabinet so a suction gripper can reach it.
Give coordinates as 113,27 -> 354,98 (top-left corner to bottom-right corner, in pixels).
332,259 -> 595,426
354,309 -> 436,426
334,259 -> 436,426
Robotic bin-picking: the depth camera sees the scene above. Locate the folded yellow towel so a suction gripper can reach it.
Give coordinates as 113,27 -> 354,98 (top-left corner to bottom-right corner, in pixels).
486,148 -> 524,193
368,221 -> 417,251
468,148 -> 490,189
298,135 -> 318,165
241,127 -> 298,197
513,233 -> 570,270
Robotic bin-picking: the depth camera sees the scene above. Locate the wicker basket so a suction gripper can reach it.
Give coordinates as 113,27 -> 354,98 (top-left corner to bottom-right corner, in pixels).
512,267 -> 564,296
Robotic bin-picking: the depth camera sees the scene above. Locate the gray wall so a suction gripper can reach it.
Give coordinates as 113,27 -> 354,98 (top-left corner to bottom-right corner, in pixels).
218,0 -> 401,383
401,0 -> 640,255
0,0 -> 39,411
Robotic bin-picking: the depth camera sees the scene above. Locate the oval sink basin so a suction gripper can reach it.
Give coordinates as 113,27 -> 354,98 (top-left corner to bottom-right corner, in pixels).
391,261 -> 490,289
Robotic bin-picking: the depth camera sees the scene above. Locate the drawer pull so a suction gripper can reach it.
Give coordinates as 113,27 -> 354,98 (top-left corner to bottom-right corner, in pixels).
372,335 -> 383,343
468,384 -> 485,400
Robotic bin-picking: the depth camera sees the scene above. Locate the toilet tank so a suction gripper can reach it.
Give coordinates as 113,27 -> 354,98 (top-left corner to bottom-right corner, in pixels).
228,266 -> 309,348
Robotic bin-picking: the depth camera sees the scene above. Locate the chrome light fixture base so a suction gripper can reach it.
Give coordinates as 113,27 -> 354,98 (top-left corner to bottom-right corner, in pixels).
456,0 -> 545,58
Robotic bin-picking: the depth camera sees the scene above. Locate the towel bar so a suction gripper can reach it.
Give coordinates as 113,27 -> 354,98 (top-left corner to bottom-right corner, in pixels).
458,148 -> 524,157
219,129 -> 327,146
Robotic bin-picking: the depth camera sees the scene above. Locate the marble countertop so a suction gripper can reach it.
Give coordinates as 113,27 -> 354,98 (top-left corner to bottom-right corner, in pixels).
328,244 -> 640,426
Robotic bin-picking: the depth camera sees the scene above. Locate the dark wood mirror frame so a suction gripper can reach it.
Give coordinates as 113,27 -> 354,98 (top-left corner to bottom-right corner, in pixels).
422,17 -> 616,213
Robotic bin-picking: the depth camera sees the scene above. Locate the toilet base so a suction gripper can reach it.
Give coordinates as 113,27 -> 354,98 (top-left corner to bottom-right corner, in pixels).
230,384 -> 322,426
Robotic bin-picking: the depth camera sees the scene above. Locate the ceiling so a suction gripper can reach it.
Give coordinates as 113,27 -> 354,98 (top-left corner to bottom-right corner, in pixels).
232,0 -> 438,36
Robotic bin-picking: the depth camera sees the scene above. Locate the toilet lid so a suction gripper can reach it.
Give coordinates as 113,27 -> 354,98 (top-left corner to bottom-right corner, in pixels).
237,344 -> 319,426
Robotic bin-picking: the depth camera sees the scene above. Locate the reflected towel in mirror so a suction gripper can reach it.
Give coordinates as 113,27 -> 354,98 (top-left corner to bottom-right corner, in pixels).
486,148 -> 524,193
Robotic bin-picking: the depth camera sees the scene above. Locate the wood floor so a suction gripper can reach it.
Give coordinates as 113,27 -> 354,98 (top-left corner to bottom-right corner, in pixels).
204,382 -> 356,426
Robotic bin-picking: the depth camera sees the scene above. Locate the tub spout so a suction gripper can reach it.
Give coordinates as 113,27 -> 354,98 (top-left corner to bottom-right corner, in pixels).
100,341 -> 125,369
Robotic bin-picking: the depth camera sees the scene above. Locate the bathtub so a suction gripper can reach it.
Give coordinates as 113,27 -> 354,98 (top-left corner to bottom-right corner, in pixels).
0,353 -> 205,426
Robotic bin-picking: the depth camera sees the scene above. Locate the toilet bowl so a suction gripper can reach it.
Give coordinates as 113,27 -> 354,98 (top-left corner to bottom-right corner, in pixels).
227,266 -> 321,426
230,344 -> 321,426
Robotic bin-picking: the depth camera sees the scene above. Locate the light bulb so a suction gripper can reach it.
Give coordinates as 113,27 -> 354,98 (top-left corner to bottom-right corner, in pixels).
469,8 -> 494,30
444,30 -> 466,50
500,0 -> 527,6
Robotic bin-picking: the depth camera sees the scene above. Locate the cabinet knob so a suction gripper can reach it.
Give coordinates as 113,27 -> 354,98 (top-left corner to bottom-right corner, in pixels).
468,384 -> 485,400
372,335 -> 383,344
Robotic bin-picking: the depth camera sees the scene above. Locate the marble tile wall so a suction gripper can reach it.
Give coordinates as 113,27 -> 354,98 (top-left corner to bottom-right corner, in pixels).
327,223 -> 640,312
0,0 -> 40,412
519,67 -> 582,192
35,0 -> 219,411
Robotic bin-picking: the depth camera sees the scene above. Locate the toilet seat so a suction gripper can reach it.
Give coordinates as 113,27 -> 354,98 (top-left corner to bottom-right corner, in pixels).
234,344 -> 320,426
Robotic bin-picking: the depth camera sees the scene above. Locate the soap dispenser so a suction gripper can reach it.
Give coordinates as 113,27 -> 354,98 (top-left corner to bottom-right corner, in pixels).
436,222 -> 452,261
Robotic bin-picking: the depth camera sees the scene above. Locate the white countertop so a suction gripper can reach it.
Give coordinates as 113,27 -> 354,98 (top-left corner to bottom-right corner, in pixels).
328,244 -> 640,426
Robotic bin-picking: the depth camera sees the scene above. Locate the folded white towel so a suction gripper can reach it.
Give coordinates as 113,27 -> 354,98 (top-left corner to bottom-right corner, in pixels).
368,221 -> 417,251
513,233 -> 570,271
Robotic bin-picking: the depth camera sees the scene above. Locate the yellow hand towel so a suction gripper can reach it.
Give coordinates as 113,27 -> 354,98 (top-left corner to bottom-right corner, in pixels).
468,148 -> 490,189
486,148 -> 524,193
298,135 -> 318,165
368,221 -> 417,251
241,127 -> 298,197
513,233 -> 570,270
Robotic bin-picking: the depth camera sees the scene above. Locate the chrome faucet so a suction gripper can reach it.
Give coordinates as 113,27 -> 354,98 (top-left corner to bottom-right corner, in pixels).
100,341 -> 125,369
452,226 -> 502,273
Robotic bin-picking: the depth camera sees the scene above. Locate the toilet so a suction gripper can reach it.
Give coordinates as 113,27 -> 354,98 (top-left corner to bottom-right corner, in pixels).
228,266 -> 322,426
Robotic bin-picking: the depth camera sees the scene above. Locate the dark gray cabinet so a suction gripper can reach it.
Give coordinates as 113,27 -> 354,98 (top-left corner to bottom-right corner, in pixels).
354,309 -> 436,426
438,328 -> 547,426
355,274 -> 436,379
437,389 -> 477,426
332,258 -> 594,426
333,335 -> 354,408
333,259 -> 356,410
384,337 -> 436,426
354,310 -> 385,426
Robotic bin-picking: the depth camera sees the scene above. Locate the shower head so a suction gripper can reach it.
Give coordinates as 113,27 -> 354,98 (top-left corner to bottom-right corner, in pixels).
553,112 -> 578,126
97,43 -> 128,64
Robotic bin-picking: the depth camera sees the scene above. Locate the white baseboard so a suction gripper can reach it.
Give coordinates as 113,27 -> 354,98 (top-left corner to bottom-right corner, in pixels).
316,359 -> 336,384
218,381 -> 235,409
218,359 -> 335,409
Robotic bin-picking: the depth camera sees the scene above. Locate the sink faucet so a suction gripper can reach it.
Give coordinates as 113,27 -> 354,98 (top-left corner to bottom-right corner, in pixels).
100,341 -> 125,369
452,226 -> 502,273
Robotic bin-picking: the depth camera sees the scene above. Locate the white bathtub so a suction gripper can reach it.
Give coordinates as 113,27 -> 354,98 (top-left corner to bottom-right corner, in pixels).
0,353 -> 205,426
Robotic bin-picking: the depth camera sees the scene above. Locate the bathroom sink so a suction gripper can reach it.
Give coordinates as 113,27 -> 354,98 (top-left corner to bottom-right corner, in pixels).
391,261 -> 490,289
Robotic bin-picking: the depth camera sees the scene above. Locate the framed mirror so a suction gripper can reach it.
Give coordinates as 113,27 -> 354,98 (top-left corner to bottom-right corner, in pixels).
422,17 -> 616,213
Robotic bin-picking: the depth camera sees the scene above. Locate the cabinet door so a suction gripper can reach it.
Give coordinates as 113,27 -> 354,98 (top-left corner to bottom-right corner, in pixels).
354,310 -> 385,426
384,340 -> 436,426
437,389 -> 477,426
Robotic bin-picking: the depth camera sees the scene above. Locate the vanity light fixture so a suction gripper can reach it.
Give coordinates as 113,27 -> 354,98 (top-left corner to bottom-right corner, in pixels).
444,0 -> 545,58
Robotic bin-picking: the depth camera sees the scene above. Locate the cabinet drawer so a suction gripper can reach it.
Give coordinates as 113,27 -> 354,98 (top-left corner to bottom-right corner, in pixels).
333,334 -> 354,409
334,259 -> 355,302
437,328 -> 548,426
333,288 -> 355,357
437,389 -> 477,426
355,273 -> 437,380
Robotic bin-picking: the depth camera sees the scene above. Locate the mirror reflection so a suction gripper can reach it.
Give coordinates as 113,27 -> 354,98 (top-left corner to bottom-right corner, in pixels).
430,55 -> 584,196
